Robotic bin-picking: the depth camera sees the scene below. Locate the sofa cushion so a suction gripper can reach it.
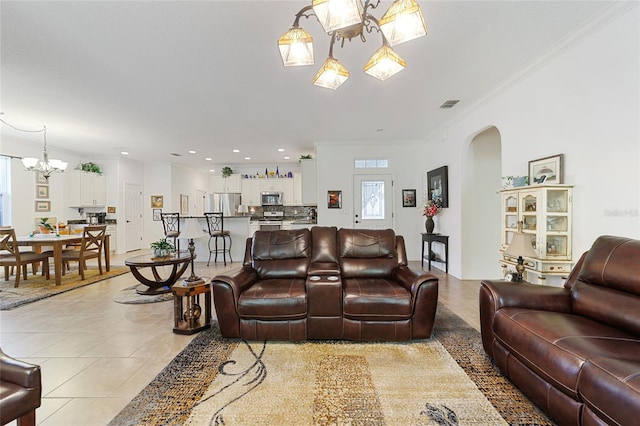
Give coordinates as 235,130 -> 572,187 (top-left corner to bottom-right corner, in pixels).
338,229 -> 397,278
238,278 -> 307,319
252,229 -> 310,279
493,308 -> 640,399
573,236 -> 640,335
343,278 -> 412,320
579,357 -> 640,425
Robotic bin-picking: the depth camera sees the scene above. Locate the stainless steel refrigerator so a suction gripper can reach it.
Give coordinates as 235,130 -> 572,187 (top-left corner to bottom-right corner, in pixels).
205,193 -> 241,216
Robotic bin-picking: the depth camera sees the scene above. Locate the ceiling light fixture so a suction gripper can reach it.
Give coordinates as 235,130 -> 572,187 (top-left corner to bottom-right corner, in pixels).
0,115 -> 68,181
278,0 -> 427,90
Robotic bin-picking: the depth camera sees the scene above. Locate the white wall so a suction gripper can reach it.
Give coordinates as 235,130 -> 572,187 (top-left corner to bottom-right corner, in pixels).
423,4 -> 639,278
315,141 -> 428,260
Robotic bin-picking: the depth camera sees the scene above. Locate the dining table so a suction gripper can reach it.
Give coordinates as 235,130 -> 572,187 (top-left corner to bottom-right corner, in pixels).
15,233 -> 111,286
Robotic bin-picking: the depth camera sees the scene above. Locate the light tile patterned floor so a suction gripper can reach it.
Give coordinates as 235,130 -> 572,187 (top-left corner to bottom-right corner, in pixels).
0,251 -> 480,425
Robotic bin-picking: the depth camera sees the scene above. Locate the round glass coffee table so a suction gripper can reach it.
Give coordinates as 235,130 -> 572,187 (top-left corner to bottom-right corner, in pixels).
125,252 -> 193,295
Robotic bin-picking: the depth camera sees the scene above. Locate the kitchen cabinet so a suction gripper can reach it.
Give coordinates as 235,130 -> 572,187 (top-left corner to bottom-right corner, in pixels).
499,185 -> 573,284
106,224 -> 117,253
292,173 -> 303,205
249,221 -> 260,235
241,179 -> 262,206
212,174 -> 242,193
64,171 -> 106,207
300,159 -> 317,204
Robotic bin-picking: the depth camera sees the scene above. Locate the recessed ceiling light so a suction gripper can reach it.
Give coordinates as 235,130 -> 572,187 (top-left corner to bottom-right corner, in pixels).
277,148 -> 285,152
188,150 -> 196,154
205,157 -> 212,161
120,151 -> 129,155
283,156 -> 290,160
233,149 -> 240,153
244,156 -> 251,160
209,169 -> 215,172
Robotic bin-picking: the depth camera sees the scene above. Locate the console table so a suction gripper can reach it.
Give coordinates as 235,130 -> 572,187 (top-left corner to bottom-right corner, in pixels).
421,233 -> 449,273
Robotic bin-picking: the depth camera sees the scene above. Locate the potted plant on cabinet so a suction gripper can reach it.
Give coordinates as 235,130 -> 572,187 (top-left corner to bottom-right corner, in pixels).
221,166 -> 233,178
150,237 -> 175,258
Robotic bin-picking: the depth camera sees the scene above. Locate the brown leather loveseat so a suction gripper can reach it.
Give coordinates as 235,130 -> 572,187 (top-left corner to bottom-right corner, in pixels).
212,227 -> 438,341
480,235 -> 640,425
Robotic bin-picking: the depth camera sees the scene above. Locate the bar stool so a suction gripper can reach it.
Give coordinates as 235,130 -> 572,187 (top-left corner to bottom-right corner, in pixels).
204,212 -> 232,266
161,212 -> 181,253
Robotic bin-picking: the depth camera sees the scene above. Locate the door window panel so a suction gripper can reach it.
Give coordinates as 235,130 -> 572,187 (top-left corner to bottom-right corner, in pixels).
361,180 -> 385,220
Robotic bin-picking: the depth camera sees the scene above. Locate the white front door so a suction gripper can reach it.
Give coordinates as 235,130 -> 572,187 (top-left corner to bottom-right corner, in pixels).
353,175 -> 394,229
125,183 -> 143,252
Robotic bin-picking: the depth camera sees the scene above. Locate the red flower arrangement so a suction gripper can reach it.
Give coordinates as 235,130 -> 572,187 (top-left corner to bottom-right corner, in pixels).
422,198 -> 443,217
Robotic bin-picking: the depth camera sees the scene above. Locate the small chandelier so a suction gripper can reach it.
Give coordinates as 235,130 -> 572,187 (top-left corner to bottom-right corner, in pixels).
278,0 -> 427,90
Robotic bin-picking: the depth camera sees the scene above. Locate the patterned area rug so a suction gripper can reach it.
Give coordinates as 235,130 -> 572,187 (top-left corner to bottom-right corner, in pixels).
0,267 -> 130,310
109,305 -> 554,426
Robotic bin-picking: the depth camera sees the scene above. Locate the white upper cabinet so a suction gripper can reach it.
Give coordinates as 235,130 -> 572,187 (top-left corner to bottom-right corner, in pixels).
64,171 -> 106,207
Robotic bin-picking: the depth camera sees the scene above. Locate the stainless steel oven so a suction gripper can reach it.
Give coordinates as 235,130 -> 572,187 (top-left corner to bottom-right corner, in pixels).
259,210 -> 284,230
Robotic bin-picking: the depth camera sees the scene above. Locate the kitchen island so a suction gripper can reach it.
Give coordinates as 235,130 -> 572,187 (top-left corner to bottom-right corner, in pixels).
179,216 -> 250,265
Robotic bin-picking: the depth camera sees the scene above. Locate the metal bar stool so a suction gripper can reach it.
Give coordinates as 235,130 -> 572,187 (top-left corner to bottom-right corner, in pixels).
161,212 -> 181,253
204,212 -> 232,266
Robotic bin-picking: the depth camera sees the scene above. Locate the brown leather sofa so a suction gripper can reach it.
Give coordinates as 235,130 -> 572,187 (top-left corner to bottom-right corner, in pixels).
480,235 -> 640,425
212,227 -> 438,341
0,348 -> 42,426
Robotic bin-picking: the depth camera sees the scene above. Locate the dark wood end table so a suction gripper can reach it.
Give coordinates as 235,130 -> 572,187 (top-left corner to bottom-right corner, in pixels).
172,278 -> 212,335
125,252 -> 192,295
421,233 -> 449,273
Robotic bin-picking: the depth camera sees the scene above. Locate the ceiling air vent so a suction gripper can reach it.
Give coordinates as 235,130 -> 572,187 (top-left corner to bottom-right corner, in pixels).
439,100 -> 460,109
170,153 -> 182,157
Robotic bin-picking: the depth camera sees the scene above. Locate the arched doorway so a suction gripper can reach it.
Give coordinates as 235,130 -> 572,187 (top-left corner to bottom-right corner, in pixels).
461,126 -> 503,279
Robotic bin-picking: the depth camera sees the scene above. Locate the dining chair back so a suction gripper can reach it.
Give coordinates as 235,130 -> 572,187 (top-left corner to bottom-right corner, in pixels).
204,212 -> 232,266
60,225 -> 106,280
161,212 -> 181,252
0,228 -> 50,287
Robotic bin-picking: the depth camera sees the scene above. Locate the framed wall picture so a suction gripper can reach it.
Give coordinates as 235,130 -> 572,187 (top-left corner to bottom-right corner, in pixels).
35,200 -> 51,212
36,185 -> 49,199
151,195 -> 163,208
427,166 -> 449,207
402,189 -> 416,207
35,172 -> 47,184
180,194 -> 189,215
152,208 -> 162,221
529,154 -> 563,185
327,190 -> 342,209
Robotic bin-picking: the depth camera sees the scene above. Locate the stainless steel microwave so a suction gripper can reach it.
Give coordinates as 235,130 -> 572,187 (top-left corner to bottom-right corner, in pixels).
261,192 -> 283,206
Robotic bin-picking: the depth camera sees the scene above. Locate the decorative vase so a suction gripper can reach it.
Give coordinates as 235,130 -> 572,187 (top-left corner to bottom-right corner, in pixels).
425,216 -> 435,234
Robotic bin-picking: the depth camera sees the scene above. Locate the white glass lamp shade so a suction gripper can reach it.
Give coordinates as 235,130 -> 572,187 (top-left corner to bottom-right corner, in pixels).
504,232 -> 538,259
379,0 -> 427,46
312,57 -> 350,90
278,27 -> 314,66
180,219 -> 205,241
21,157 -> 39,169
48,159 -> 68,171
312,0 -> 363,34
364,45 -> 406,81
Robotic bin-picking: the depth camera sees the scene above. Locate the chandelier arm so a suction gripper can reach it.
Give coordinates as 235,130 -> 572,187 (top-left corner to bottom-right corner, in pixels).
328,32 -> 337,58
292,5 -> 315,28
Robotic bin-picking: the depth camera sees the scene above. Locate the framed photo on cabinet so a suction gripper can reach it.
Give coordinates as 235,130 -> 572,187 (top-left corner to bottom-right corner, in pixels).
529,154 -> 563,185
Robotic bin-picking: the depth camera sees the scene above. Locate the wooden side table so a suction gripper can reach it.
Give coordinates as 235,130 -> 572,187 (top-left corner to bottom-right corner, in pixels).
171,278 -> 212,335
421,233 -> 449,273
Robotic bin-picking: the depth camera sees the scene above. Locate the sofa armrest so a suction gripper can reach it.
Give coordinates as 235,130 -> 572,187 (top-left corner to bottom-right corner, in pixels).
0,349 -> 41,389
212,267 -> 259,338
479,280 -> 572,357
392,266 -> 437,296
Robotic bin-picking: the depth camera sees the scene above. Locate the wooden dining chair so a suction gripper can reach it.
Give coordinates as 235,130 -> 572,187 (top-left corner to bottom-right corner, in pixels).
60,225 -> 106,280
0,228 -> 50,287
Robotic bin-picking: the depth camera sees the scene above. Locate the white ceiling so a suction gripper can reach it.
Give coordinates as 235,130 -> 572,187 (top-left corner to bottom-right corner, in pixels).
0,1 -> 616,171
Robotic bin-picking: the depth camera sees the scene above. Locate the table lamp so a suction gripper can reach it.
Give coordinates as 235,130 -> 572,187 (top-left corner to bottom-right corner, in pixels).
179,219 -> 205,286
504,221 -> 537,282
238,204 -> 249,216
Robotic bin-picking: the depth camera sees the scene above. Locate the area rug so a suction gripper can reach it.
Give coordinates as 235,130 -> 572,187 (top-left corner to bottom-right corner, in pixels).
109,306 -> 553,426
0,267 -> 130,310
113,285 -> 174,304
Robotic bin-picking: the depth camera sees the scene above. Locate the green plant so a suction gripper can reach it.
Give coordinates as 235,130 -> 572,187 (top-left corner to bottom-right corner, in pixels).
80,162 -> 101,174
150,237 -> 175,251
299,154 -> 313,161
221,166 -> 233,178
39,218 -> 54,231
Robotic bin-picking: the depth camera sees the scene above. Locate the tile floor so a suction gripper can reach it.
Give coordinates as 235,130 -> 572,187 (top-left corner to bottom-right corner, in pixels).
0,252 -> 481,425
